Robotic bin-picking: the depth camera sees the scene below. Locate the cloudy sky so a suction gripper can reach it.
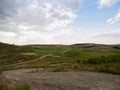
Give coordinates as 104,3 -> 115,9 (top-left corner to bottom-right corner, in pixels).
0,0 -> 120,45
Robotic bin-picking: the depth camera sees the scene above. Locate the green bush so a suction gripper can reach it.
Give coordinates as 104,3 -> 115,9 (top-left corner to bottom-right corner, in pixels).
64,51 -> 80,57
84,55 -> 120,64
96,66 -> 120,74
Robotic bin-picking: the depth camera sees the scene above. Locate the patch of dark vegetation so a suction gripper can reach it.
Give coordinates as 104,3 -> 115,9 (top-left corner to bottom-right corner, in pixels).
84,55 -> 120,64
64,51 -> 80,57
112,46 -> 120,49
82,55 -> 120,74
71,43 -> 96,48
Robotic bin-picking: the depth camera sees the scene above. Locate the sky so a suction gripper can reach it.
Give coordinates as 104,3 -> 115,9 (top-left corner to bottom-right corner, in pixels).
0,0 -> 120,45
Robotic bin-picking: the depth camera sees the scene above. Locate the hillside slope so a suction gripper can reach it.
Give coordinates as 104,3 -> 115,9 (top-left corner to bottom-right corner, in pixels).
0,42 -> 120,74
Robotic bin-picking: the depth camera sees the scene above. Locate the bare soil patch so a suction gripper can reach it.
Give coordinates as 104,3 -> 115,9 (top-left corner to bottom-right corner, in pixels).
3,69 -> 120,90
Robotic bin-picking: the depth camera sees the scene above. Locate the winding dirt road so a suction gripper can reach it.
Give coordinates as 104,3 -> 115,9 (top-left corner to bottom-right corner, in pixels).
3,54 -> 54,67
2,69 -> 120,90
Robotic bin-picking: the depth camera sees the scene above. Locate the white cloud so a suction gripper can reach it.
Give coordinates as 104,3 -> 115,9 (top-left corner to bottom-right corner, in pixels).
10,0 -> 76,31
0,27 -> 120,45
89,30 -> 120,44
107,11 -> 120,24
98,0 -> 118,8
0,0 -> 84,44
62,0 -> 83,11
0,0 -> 80,32
91,30 -> 120,38
0,31 -> 17,44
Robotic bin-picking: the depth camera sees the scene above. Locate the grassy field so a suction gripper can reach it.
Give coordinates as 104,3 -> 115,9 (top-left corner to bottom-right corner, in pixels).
0,42 -> 120,74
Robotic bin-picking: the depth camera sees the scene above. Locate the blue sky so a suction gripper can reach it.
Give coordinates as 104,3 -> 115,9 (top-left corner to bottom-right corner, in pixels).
71,0 -> 120,29
0,0 -> 120,45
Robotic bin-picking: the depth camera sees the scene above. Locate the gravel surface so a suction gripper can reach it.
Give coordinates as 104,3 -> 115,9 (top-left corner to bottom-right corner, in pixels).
2,69 -> 120,90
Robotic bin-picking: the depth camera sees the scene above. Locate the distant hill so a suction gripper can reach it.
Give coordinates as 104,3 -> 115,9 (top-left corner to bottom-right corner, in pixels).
0,42 -> 16,53
0,42 -> 120,74
0,42 -> 120,48
0,42 -> 16,48
0,42 -> 120,53
72,43 -> 103,48
0,42 -> 32,53
72,43 -> 120,49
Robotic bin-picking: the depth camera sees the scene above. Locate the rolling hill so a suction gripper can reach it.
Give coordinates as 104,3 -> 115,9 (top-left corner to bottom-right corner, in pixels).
0,42 -> 120,74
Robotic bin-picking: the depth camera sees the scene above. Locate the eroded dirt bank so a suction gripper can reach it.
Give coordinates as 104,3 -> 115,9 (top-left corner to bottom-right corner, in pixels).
2,69 -> 120,90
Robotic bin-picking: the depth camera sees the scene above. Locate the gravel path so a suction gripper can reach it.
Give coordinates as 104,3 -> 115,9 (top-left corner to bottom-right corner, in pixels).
2,69 -> 120,90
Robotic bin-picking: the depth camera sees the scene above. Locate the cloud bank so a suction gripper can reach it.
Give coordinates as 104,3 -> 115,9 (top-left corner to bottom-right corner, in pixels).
0,0 -> 80,31
0,0 -> 83,44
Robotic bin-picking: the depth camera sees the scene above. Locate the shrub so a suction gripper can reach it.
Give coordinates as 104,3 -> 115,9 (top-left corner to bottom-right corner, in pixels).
64,51 -> 80,57
84,55 -> 120,64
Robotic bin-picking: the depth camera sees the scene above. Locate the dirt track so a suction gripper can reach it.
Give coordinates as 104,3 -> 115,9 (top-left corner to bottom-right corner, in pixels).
4,54 -> 53,67
2,69 -> 120,90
